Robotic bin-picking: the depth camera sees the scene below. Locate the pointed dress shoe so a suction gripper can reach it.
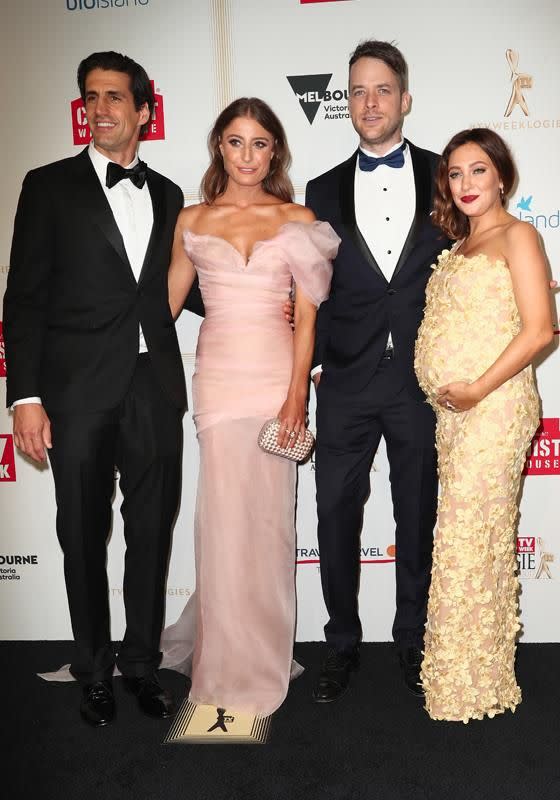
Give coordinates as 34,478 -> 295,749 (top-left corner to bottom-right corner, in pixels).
80,680 -> 116,727
398,646 -> 424,697
123,674 -> 176,718
312,648 -> 360,703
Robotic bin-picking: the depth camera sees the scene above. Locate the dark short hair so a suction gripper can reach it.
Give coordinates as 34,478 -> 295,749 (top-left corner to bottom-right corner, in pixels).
77,51 -> 154,137
433,128 -> 517,240
201,97 -> 293,205
349,40 -> 408,93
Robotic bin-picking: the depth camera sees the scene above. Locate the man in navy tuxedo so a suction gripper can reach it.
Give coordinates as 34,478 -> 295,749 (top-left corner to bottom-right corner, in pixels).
306,40 -> 446,702
3,51 -> 204,726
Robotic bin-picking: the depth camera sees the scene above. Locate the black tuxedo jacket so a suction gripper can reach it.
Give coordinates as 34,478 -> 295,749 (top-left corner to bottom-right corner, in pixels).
306,139 -> 448,398
4,148 -> 192,413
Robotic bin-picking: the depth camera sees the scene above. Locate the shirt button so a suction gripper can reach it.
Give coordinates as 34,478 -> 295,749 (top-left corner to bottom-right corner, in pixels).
388,288 -> 396,295
383,187 -> 388,192
386,217 -> 390,221
387,250 -> 392,254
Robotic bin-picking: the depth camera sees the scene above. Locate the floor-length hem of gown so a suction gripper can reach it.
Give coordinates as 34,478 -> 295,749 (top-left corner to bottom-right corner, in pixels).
162,417 -> 301,717
425,693 -> 521,724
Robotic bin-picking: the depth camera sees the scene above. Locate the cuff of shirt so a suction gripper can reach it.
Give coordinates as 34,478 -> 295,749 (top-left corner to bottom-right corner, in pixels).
11,397 -> 42,410
310,365 -> 322,378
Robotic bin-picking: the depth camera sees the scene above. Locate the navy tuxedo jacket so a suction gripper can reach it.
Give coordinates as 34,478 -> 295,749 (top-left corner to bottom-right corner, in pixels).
306,139 -> 449,399
4,148 -> 194,412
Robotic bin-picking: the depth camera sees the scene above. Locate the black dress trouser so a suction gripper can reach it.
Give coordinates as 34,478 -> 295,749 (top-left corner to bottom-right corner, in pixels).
315,356 -> 438,654
47,354 -> 183,684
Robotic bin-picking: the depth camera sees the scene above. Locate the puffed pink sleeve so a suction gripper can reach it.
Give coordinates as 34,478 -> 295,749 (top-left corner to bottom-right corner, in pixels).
278,221 -> 339,306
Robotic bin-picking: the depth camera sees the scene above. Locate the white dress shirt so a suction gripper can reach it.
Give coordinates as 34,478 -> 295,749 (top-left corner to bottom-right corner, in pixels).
312,140 -> 415,377
13,143 -> 154,407
354,140 -> 415,282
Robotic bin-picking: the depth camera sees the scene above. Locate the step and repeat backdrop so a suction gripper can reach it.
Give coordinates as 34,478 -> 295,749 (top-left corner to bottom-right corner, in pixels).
1,0 -> 559,642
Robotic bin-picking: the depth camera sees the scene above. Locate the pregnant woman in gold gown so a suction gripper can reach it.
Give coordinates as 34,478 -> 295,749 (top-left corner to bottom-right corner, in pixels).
415,129 -> 553,722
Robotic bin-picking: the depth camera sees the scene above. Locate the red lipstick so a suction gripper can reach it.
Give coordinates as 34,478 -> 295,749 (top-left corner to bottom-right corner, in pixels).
460,195 -> 478,203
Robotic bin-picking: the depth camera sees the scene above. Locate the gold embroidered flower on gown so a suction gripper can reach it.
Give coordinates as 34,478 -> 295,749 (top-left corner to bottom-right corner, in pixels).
414,250 -> 540,723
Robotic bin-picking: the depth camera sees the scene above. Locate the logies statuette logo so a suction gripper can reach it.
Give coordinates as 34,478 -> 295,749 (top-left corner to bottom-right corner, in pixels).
504,49 -> 532,117
471,49 -> 560,131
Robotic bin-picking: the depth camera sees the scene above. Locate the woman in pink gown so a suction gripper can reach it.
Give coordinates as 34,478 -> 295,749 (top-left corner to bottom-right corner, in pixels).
164,98 -> 339,716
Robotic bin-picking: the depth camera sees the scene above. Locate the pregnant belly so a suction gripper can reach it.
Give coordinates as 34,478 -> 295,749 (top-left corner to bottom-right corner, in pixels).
416,322 -> 516,403
415,319 -> 486,400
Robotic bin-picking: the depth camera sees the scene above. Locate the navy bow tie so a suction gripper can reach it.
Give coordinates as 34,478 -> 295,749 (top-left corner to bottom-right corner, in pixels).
106,160 -> 148,189
358,143 -> 405,172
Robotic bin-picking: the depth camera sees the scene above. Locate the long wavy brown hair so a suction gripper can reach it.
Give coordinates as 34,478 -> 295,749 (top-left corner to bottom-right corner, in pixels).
201,97 -> 294,204
433,128 -> 516,240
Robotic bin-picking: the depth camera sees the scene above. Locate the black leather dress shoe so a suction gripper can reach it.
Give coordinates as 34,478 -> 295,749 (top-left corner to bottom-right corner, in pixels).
312,648 -> 360,703
398,646 -> 424,697
80,680 -> 115,727
123,674 -> 176,718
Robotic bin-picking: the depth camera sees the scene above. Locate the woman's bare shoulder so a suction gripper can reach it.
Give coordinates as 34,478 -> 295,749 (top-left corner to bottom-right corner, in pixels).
503,218 -> 540,248
282,203 -> 316,224
176,202 -> 210,231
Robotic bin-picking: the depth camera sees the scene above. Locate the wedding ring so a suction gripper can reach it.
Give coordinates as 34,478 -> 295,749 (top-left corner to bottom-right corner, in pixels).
289,431 -> 296,438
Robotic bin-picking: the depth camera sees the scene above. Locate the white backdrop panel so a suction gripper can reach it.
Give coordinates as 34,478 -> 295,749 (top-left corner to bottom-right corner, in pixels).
0,0 -> 558,642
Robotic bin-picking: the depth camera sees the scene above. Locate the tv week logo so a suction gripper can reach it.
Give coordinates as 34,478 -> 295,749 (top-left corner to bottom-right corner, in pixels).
71,80 -> 165,145
0,321 -> 6,378
517,536 -> 554,579
0,435 -> 16,482
524,418 -> 560,475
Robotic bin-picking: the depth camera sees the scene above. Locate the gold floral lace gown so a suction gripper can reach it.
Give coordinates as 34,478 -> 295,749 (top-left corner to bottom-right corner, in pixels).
414,249 -> 540,723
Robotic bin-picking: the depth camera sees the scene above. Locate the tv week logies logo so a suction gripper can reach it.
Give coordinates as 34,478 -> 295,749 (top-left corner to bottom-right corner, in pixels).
287,74 -> 349,124
517,536 -> 554,579
473,48 -> 560,131
0,321 -> 6,378
0,435 -> 16,482
524,419 -> 560,475
71,80 -> 165,145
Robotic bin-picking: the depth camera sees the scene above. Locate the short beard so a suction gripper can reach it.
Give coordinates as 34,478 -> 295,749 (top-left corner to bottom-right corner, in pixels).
359,119 -> 403,152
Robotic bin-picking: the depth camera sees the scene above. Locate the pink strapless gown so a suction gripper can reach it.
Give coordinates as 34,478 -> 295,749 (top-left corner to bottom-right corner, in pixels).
162,221 -> 338,715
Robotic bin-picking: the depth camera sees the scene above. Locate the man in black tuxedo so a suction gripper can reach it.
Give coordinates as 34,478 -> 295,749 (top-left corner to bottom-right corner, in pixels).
306,41 -> 446,702
3,52 -> 204,726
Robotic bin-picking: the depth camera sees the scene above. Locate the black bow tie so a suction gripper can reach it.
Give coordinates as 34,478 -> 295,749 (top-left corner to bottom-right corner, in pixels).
358,143 -> 406,172
106,160 -> 148,189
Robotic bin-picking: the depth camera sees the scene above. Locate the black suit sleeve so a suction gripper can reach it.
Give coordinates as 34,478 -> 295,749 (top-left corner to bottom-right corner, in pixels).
183,276 -> 205,317
3,170 -> 54,406
305,179 -> 332,371
169,186 -> 204,318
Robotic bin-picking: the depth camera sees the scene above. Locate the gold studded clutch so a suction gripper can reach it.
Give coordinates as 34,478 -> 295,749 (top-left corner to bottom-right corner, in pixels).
257,418 -> 315,463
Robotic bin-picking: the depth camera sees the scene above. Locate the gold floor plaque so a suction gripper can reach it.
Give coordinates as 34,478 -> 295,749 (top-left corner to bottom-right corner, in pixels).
164,700 -> 271,744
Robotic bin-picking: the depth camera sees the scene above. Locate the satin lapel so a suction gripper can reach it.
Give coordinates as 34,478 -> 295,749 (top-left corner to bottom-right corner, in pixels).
390,140 -> 432,282
138,170 -> 163,285
339,151 -> 386,282
73,148 -> 132,274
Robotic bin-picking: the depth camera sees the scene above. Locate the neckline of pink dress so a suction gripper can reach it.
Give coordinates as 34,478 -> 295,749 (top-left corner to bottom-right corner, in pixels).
184,221 -> 314,269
